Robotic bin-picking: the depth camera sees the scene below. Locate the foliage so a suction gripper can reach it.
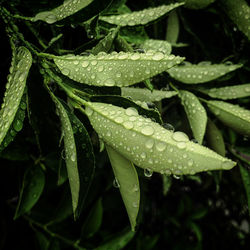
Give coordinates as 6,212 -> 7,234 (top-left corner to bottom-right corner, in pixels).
0,0 -> 250,249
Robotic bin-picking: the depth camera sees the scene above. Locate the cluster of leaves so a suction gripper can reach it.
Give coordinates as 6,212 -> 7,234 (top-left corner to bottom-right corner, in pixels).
0,0 -> 250,249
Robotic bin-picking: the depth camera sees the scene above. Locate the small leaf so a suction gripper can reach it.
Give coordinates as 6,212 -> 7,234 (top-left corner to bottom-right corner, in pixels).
198,83 -> 250,100
121,87 -> 177,102
99,3 -> 184,27
140,39 -> 172,55
167,61 -> 242,84
206,118 -> 226,157
54,52 -> 184,87
239,164 -> 250,217
162,175 -> 172,196
33,0 -> 94,24
81,198 -> 103,238
95,229 -> 135,250
106,145 -> 140,231
181,0 -> 215,9
85,101 -> 236,175
207,100 -> 250,137
166,10 -> 179,44
48,90 -> 95,219
220,0 -> 250,40
179,90 -> 207,144
0,46 -> 32,150
14,166 -> 45,219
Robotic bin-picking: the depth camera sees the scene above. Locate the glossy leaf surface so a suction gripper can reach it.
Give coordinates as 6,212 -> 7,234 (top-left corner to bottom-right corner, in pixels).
140,39 -> 172,55
106,145 -> 140,231
54,52 -> 184,87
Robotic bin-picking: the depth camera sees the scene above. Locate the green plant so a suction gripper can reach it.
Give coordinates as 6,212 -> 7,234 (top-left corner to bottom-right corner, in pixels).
0,0 -> 250,249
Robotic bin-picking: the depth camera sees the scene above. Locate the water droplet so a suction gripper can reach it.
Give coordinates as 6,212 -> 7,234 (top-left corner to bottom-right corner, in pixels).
140,152 -> 146,159
104,78 -> 116,86
81,61 -> 89,68
19,73 -> 26,81
91,60 -> 98,66
245,86 -> 250,92
45,14 -> 57,24
85,106 -> 93,116
123,121 -> 134,129
132,201 -> 139,208
156,141 -> 166,151
115,117 -> 123,123
13,119 -> 23,132
141,126 -> 154,136
187,159 -> 193,167
173,174 -> 181,179
125,107 -> 138,116
177,142 -> 186,149
144,168 -> 153,177
172,131 -> 189,142
152,52 -> 164,61
71,153 -> 76,162
131,54 -> 141,60
62,68 -> 70,76
145,139 -> 154,149
113,178 -> 120,188
132,184 -> 139,192
221,160 -> 234,170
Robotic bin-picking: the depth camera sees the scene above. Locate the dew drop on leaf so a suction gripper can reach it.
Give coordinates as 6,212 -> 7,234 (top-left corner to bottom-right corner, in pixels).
144,168 -> 153,177
141,126 -> 154,136
113,178 -> 120,188
172,131 -> 189,142
145,139 -> 154,149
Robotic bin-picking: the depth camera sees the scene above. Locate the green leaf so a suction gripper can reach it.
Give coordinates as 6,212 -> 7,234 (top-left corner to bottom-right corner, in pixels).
121,87 -> 177,102
84,101 -> 236,175
166,10 -> 179,44
14,166 -> 45,219
99,3 -> 184,27
91,27 -> 119,55
167,62 -> 242,84
207,100 -> 250,137
220,0 -> 250,40
181,0 -> 215,9
239,164 -> 250,217
162,175 -> 172,196
179,90 -> 207,144
0,46 -> 32,150
33,0 -> 94,24
35,231 -> 50,250
206,118 -> 226,157
48,90 -> 95,219
106,145 -> 140,231
54,52 -> 184,87
140,39 -> 172,55
198,83 -> 250,100
95,229 -> 135,250
81,198 -> 103,238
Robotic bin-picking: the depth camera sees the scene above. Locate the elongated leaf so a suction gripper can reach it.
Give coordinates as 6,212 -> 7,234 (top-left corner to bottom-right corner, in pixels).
54,52 -> 184,87
179,90 -> 207,144
166,10 -> 179,44
99,3 -> 184,27
198,83 -> 250,100
95,229 -> 135,250
140,39 -> 172,55
167,62 -> 242,84
220,0 -> 250,40
239,164 -> 250,216
81,198 -> 103,238
181,0 -> 215,9
85,102 -> 236,175
121,87 -> 177,102
14,166 -> 45,219
91,27 -> 119,55
48,90 -> 95,218
206,118 -> 226,157
207,100 -> 250,137
106,145 -> 140,231
33,0 -> 94,24
0,46 -> 32,149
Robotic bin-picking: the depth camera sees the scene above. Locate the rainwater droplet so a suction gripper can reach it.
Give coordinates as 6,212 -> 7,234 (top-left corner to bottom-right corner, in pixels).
85,107 -> 93,116
152,52 -> 164,61
173,174 -> 181,179
113,178 -> 120,188
156,141 -> 166,152
132,184 -> 139,192
125,107 -> 138,116
104,78 -> 116,86
81,61 -> 89,68
45,14 -> 57,24
172,131 -> 189,142
131,54 -> 141,60
123,121 -> 133,129
145,139 -> 154,149
177,142 -> 186,149
221,160 -> 234,170
163,123 -> 175,132
141,126 -> 154,136
245,86 -> 250,92
132,201 -> 138,208
13,119 -> 23,132
144,168 -> 153,177
62,68 -> 70,76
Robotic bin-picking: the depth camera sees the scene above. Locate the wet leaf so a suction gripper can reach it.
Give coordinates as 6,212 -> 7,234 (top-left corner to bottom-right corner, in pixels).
166,10 -> 179,44
179,90 -> 207,144
14,166 -> 45,219
167,62 -> 242,84
33,0 -> 94,24
95,229 -> 135,250
121,87 -> 177,102
207,100 -> 250,137
206,118 -> 226,157
220,0 -> 250,40
0,46 -> 32,151
140,39 -> 172,55
99,3 -> 184,27
198,83 -> 250,100
106,145 -> 140,231
54,51 -> 184,87
84,101 -> 236,175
